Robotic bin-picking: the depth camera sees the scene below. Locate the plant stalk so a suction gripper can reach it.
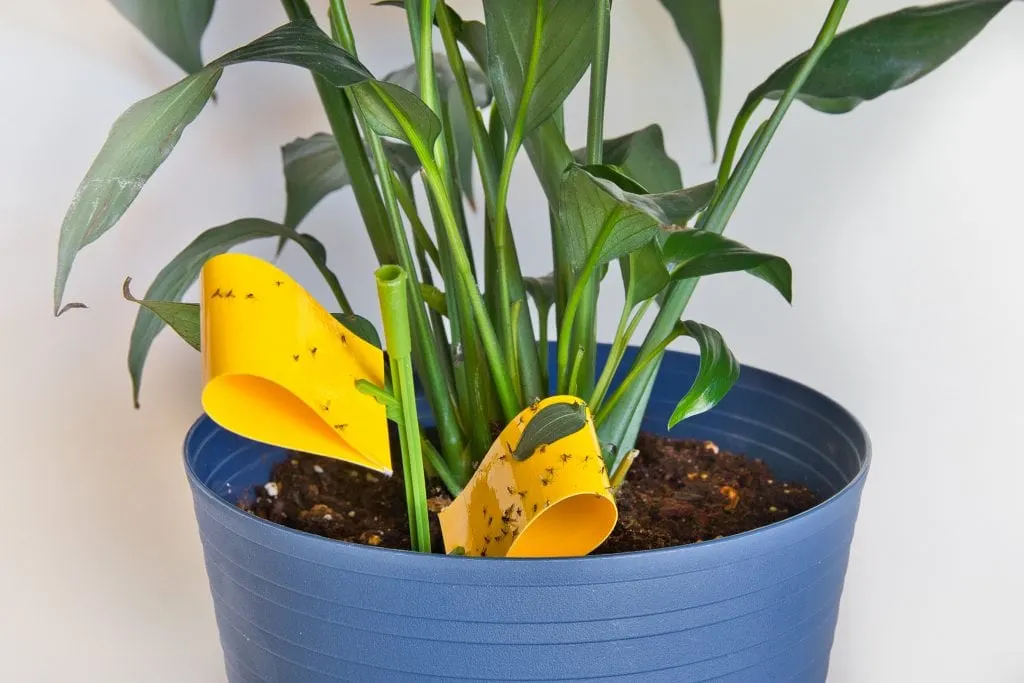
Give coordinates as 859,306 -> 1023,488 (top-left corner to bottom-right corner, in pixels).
492,0 -> 546,376
330,0 -> 469,479
556,207 -> 622,392
590,298 -> 650,411
437,3 -> 544,402
599,0 -> 851,461
595,325 -> 682,426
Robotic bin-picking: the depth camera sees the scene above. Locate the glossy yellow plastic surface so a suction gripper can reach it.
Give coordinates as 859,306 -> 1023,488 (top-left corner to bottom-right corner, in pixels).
199,253 -> 391,473
439,396 -> 618,558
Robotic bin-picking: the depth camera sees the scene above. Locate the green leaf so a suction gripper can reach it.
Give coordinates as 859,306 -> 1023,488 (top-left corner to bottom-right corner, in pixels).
282,133 -> 352,229
658,0 -> 722,153
484,0 -> 595,134
622,241 -> 670,310
126,218 -> 346,406
330,313 -> 382,349
661,229 -> 792,303
122,279 -> 200,351
524,272 -> 556,316
54,69 -> 221,316
419,283 -> 449,317
573,124 -> 683,193
109,0 -> 215,74
557,164 -> 716,271
668,320 -> 739,428
55,21 -> 376,315
211,21 -> 372,87
348,80 -> 443,148
447,90 -> 476,209
512,401 -> 588,461
458,20 -> 489,69
751,0 -> 1012,115
281,133 -> 420,229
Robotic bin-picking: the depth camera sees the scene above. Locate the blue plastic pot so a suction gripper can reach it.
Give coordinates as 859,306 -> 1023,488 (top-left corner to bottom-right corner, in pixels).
185,346 -> 870,682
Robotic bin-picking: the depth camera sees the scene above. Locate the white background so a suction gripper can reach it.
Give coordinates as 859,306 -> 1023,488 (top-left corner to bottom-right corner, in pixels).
2,1 -> 1022,681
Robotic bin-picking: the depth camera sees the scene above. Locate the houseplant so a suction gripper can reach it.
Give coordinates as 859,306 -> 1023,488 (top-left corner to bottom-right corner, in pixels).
54,0 -> 1013,679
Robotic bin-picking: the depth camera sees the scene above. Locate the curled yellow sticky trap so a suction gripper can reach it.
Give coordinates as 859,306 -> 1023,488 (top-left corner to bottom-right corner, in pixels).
200,253 -> 391,473
439,397 -> 618,558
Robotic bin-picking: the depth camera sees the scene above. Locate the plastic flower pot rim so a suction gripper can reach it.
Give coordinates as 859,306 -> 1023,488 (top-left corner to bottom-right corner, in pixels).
183,351 -> 871,566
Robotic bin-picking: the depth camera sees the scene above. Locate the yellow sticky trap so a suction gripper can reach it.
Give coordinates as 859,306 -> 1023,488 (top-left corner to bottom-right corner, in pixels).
199,253 -> 391,473
439,397 -> 618,558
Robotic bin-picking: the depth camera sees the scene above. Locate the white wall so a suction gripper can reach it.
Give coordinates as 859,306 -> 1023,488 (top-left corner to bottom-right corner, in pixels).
2,1 -> 1021,681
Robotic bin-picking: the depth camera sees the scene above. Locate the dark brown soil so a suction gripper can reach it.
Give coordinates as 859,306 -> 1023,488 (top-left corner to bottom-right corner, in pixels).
595,433 -> 818,553
240,433 -> 819,555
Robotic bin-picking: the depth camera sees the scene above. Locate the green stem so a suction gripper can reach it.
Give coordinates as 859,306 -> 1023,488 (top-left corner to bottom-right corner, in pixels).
392,175 -> 441,272
437,4 -> 545,403
426,192 -> 482,471
556,206 -> 622,392
356,380 -> 462,497
567,346 -> 585,397
402,174 -> 456,392
586,0 -> 611,165
536,303 -> 550,387
709,97 -> 757,210
420,158 -> 521,421
595,326 -> 681,426
493,0 -> 545,366
408,0 -> 450,184
328,0 -> 356,52
574,0 -> 611,401
590,298 -> 650,411
599,0 -> 851,457
703,0 -> 850,235
421,437 -> 462,496
609,449 -> 637,491
510,299 -> 524,405
331,2 -> 467,479
376,265 -> 430,553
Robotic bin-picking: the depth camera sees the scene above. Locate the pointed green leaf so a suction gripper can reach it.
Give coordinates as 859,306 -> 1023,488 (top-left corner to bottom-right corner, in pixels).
524,272 -> 556,316
109,0 -> 216,74
330,313 -> 382,349
512,401 -> 588,461
557,164 -> 716,270
126,218 -> 346,406
122,279 -> 200,351
658,1 -> 721,153
661,229 -> 792,302
280,133 -> 420,230
574,124 -> 683,193
447,90 -> 476,209
282,133 -> 352,229
752,0 -> 1012,115
54,69 -> 221,316
55,21 -> 376,315
668,320 -> 739,427
484,0 -> 595,134
622,241 -> 670,310
348,80 -> 442,148
211,21 -> 372,86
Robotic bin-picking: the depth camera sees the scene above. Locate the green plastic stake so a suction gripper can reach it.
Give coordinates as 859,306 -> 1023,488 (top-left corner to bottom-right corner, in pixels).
376,265 -> 431,553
